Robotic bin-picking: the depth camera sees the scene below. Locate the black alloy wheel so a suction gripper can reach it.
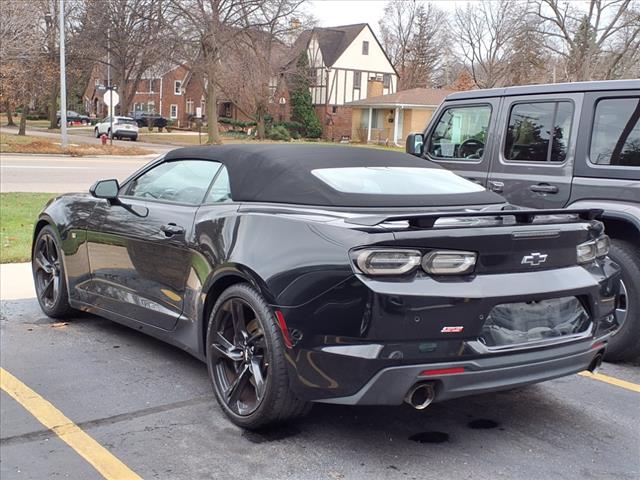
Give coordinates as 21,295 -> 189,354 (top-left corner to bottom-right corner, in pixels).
211,297 -> 268,416
32,226 -> 72,318
206,284 -> 310,429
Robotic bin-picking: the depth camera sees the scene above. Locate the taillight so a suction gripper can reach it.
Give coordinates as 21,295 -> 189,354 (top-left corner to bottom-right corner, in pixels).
422,250 -> 477,275
577,235 -> 610,264
353,249 -> 477,276
355,249 -> 422,275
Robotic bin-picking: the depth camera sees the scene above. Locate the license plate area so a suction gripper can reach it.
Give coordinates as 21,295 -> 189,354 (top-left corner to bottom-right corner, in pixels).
479,296 -> 590,348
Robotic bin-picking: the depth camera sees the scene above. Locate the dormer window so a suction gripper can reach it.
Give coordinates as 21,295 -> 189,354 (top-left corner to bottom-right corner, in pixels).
174,80 -> 182,95
362,41 -> 369,55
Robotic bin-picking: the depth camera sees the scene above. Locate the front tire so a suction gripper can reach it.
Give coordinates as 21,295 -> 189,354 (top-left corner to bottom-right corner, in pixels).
32,225 -> 73,318
206,284 -> 310,429
605,239 -> 640,362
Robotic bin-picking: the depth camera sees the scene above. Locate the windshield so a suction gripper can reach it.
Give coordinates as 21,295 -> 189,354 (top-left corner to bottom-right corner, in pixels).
311,167 -> 485,195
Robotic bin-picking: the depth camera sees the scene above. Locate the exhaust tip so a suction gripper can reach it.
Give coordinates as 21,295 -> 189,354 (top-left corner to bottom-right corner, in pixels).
405,382 -> 436,410
588,352 -> 604,373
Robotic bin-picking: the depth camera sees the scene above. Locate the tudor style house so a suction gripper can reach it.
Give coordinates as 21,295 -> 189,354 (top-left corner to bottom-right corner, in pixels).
298,23 -> 399,140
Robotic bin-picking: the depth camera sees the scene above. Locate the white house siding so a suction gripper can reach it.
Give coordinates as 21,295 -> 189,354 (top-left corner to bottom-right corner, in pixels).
307,25 -> 398,107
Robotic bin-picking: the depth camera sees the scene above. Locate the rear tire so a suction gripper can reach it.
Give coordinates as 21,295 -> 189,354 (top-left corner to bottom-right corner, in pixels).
604,239 -> 640,362
131,136 -> 137,142
32,225 -> 73,319
94,128 -> 100,138
206,284 -> 310,429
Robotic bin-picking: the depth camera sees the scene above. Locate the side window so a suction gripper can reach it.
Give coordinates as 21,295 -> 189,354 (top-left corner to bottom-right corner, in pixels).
504,101 -> 573,163
590,97 -> 640,167
205,166 -> 232,203
126,160 -> 221,205
427,105 -> 491,160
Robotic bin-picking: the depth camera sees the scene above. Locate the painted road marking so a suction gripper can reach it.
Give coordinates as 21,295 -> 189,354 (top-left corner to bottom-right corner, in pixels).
0,368 -> 142,480
578,371 -> 640,393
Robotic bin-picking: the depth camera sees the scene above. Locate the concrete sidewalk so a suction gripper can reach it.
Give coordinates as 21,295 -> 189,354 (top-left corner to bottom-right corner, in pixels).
0,263 -> 35,300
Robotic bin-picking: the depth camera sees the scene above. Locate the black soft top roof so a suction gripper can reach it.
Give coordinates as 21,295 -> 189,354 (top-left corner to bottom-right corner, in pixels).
164,144 -> 504,207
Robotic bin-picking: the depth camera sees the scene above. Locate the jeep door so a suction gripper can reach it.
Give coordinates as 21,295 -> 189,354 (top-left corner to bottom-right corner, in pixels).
486,93 -> 582,209
422,99 -> 500,186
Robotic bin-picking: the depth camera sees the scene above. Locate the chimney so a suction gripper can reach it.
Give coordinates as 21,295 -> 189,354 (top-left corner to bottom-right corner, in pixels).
367,76 -> 384,98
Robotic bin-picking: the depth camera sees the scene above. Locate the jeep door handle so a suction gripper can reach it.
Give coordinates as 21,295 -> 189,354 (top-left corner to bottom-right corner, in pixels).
488,180 -> 504,193
530,183 -> 559,194
161,223 -> 185,236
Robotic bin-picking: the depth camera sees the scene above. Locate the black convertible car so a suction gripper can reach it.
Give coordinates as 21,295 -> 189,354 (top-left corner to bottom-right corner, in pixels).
32,145 -> 621,429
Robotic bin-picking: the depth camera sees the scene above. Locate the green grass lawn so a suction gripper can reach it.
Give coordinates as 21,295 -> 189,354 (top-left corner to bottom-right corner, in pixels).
1,193 -> 55,263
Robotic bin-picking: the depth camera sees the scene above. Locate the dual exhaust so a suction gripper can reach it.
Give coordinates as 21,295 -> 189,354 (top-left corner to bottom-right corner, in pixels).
404,382 -> 436,410
405,350 -> 605,410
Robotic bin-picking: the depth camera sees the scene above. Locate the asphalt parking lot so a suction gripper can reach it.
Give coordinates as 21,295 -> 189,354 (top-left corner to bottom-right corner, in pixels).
1,267 -> 639,480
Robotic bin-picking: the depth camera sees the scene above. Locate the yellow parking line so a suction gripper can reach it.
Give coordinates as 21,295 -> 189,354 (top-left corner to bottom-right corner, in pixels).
0,368 -> 142,480
578,371 -> 640,393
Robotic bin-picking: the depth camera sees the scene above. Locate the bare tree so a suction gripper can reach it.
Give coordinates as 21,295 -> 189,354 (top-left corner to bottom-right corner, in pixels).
80,0 -> 170,116
379,0 -> 449,89
228,0 -> 307,138
167,0 -> 265,144
0,0 -> 51,134
454,0 -> 528,88
532,0 -> 640,81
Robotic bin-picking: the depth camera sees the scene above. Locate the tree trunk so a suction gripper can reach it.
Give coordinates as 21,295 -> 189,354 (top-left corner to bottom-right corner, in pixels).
256,104 -> 266,140
49,83 -> 58,129
18,103 -> 28,135
206,79 -> 221,144
6,102 -> 15,126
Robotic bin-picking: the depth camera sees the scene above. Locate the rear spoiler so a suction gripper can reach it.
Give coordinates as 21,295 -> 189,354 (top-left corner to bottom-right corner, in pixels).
345,208 -> 604,228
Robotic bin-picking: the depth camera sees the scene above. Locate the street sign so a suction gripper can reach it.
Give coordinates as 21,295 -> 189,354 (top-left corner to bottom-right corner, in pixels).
104,90 -> 119,106
103,90 -> 119,115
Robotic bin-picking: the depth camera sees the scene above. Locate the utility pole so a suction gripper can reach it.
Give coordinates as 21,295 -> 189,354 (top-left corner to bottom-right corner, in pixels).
107,27 -> 113,146
59,0 -> 68,148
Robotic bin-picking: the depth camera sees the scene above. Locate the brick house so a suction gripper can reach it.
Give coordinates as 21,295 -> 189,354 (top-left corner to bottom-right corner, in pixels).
346,87 -> 453,146
294,23 -> 399,140
83,62 -> 281,128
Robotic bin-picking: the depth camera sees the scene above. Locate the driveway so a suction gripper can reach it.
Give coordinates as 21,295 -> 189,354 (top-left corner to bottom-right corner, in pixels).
1,263 -> 638,480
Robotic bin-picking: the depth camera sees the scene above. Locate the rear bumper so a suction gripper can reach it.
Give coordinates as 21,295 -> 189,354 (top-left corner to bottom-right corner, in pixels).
279,259 -> 621,403
316,338 -> 607,405
114,129 -> 138,138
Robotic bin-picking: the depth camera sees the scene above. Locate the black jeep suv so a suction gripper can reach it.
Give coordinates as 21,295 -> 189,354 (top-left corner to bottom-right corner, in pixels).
407,79 -> 639,361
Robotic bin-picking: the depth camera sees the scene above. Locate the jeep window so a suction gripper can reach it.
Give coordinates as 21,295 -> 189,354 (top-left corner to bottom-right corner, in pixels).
427,105 -> 491,160
590,97 -> 640,167
504,101 -> 573,163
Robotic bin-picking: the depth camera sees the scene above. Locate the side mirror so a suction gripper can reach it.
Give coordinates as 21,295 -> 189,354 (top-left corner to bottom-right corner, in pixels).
406,133 -> 424,156
90,179 -> 120,200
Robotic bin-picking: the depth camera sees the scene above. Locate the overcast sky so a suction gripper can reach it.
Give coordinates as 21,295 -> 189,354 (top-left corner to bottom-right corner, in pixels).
308,0 -> 471,32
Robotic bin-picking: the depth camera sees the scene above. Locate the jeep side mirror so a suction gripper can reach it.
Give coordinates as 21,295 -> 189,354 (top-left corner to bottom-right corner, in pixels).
406,133 -> 424,156
90,179 -> 120,200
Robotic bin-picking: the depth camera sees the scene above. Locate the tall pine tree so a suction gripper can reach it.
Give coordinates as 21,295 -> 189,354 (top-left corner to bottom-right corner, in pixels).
289,53 -> 322,138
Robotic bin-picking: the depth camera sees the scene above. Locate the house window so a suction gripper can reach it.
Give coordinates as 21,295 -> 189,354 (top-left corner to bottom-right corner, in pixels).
174,80 -> 182,95
383,74 -> 391,89
362,41 -> 369,55
94,78 -> 100,86
170,104 -> 178,119
353,71 -> 361,90
149,79 -> 155,93
186,99 -> 194,114
332,106 -> 338,114
147,101 -> 155,113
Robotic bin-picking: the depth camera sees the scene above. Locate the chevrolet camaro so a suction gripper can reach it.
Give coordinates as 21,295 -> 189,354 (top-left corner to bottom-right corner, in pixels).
32,145 -> 621,428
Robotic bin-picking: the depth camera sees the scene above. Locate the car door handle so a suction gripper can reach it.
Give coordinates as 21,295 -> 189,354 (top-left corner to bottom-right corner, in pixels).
467,177 -> 484,185
161,223 -> 185,237
530,183 -> 559,194
488,180 -> 504,193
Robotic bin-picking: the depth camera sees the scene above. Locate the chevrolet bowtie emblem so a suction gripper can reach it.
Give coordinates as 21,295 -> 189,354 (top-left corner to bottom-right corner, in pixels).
521,252 -> 548,266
